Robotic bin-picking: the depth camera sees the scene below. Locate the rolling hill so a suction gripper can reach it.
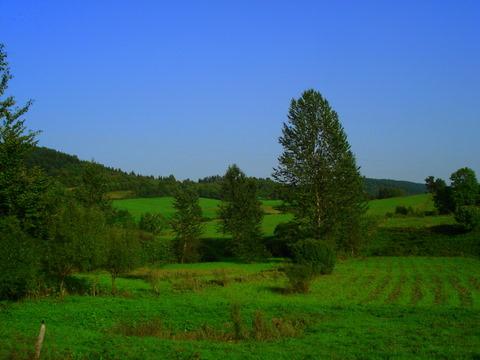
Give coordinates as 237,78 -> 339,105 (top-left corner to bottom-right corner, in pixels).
26,146 -> 426,199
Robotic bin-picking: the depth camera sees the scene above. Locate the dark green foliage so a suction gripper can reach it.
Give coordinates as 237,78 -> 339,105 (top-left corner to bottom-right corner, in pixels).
290,239 -> 336,275
267,221 -> 310,257
455,206 -> 480,231
104,227 -> 140,293
171,185 -> 203,263
139,212 -> 166,235
365,226 -> 480,257
286,239 -> 336,294
427,169 -> 480,222
377,187 -> 406,199
139,235 -> 175,265
273,89 -> 366,254
425,176 -> 455,214
284,264 -> 315,293
219,165 -> 267,262
0,217 -> 39,300
44,199 -> 107,292
27,146 -> 426,200
395,205 -> 414,216
0,44 -> 54,238
74,161 -> 111,211
108,208 -> 136,228
365,178 -> 425,198
450,167 -> 479,208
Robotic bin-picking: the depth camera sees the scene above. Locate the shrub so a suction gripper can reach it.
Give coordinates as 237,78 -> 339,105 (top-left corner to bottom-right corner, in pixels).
139,212 -> 166,235
104,227 -> 141,294
395,205 -> 414,216
267,221 -> 303,257
285,264 -> 315,293
455,206 -> 480,231
0,217 -> 39,300
290,239 -> 336,275
145,270 -> 162,295
285,239 -> 336,293
140,235 -> 175,265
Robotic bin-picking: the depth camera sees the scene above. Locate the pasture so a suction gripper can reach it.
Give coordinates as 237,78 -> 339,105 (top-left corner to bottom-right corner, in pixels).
1,257 -> 479,359
113,193 -> 455,237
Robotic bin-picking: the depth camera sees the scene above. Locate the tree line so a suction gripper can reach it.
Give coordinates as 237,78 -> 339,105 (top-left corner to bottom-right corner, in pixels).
426,168 -> 480,230
27,146 -> 425,201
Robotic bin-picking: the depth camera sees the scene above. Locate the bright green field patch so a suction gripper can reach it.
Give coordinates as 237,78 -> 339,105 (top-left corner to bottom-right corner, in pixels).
367,193 -> 434,217
113,197 -> 221,219
1,257 -> 479,359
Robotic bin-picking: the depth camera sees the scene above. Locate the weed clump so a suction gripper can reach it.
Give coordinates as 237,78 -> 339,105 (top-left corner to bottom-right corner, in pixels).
113,305 -> 309,342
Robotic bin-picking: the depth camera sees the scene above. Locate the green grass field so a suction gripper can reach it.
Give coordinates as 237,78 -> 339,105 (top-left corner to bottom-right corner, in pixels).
1,257 -> 479,359
113,193 -> 454,235
114,197 -> 293,238
366,193 -> 435,217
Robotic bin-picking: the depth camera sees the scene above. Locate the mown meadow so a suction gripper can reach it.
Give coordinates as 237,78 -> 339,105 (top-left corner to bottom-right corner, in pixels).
1,257 -> 479,359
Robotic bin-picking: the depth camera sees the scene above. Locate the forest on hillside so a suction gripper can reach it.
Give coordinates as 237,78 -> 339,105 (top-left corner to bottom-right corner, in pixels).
27,146 -> 426,200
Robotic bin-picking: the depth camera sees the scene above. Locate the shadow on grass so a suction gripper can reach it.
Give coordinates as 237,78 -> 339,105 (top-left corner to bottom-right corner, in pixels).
430,224 -> 466,236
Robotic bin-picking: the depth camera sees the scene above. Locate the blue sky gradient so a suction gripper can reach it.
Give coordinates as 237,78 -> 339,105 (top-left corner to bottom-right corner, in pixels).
1,0 -> 479,182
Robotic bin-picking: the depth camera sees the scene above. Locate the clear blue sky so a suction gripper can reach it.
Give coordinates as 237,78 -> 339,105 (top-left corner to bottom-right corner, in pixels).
1,0 -> 479,182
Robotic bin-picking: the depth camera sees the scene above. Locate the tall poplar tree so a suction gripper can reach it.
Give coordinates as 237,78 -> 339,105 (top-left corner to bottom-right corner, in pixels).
273,89 -> 366,254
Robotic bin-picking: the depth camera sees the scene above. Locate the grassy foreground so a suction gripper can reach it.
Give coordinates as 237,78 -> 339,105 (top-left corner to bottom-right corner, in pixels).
1,257 -> 479,359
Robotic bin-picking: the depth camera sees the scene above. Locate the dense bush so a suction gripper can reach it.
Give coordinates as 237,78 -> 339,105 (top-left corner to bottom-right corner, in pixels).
285,264 -> 315,293
267,221 -> 307,257
0,217 -> 39,300
455,206 -> 480,231
139,234 -> 175,264
395,205 -> 414,216
104,227 -> 141,293
365,226 -> 480,257
290,239 -> 336,275
286,239 -> 336,293
139,212 -> 167,235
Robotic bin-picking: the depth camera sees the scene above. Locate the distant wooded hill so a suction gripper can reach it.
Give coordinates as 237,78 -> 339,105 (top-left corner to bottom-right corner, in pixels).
26,146 -> 425,199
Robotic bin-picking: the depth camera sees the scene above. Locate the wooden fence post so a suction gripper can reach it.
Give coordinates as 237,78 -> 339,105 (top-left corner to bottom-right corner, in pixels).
34,320 -> 46,360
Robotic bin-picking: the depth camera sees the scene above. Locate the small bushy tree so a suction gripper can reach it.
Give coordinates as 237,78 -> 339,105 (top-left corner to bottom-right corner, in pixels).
450,168 -> 479,208
285,239 -> 335,293
0,217 -> 39,300
139,212 -> 166,235
171,185 -> 203,263
104,227 -> 140,294
455,206 -> 480,231
219,165 -> 267,262
45,199 -> 107,294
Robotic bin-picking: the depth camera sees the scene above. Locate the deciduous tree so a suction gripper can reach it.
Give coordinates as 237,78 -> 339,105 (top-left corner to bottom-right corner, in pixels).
171,185 -> 203,263
219,165 -> 267,262
273,89 -> 366,254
